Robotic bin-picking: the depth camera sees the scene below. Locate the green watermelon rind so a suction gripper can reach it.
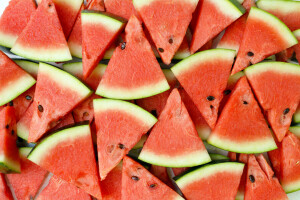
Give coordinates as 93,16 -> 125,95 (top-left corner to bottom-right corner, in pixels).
0,71 -> 36,107
282,180 -> 300,194
62,62 -> 107,79
0,31 -> 18,48
28,124 -> 91,164
93,98 -> 158,128
19,147 -> 33,158
17,120 -> 30,141
175,162 -> 244,189
257,0 -> 300,15
0,155 -> 21,173
294,29 -> 300,38
209,153 -> 229,161
14,59 -> 39,78
290,126 -> 300,138
294,111 -> 300,124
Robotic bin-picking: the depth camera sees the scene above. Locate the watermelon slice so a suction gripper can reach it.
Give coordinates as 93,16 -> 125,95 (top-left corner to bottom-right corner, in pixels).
207,77 -> 277,153
81,10 -> 125,79
0,174 -> 13,200
190,0 -> 245,54
244,155 -> 288,200
245,62 -> 300,142
294,29 -> 300,63
7,147 -> 48,200
176,162 -> 244,200
122,156 -> 184,200
178,88 -> 211,140
0,106 -> 20,173
0,51 -> 36,107
133,0 -> 199,64
0,0 -> 36,48
104,0 -> 138,20
231,7 -> 298,75
150,165 -> 174,188
139,89 -> 211,167
11,0 -> 72,62
37,175 -> 92,200
14,60 -> 39,79
100,162 -> 122,200
28,124 -> 102,198
96,15 -> 170,100
73,94 -> 100,123
63,62 -> 107,91
28,62 -> 92,143
171,49 -> 236,128
93,98 -> 157,179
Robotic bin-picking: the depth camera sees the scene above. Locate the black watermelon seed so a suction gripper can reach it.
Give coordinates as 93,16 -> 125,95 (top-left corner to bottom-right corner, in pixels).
5,125 -> 9,129
243,101 -> 248,105
247,51 -> 254,57
38,105 -> 44,112
48,3 -> 52,8
224,90 -> 231,95
207,96 -> 215,101
150,110 -> 157,118
121,42 -> 126,50
83,112 -> 89,117
118,143 -> 125,149
249,175 -> 255,183
9,101 -> 13,106
158,48 -> 164,53
283,108 -> 290,115
169,38 -> 173,44
149,184 -> 156,188
210,105 -> 214,109
131,176 -> 139,181
268,124 -> 271,128
25,95 -> 32,100
11,130 -> 15,135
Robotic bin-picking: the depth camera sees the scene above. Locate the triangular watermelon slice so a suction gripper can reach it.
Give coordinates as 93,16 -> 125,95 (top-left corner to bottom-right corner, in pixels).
122,156 -> 184,200
28,124 -> 102,199
0,51 -> 36,107
171,49 -> 236,128
11,0 -> 72,62
36,0 -> 83,39
190,0 -> 245,54
207,77 -> 277,153
0,0 -> 36,48
133,0 -> 199,64
81,11 -> 125,79
93,98 -> 157,179
28,62 -> 92,143
231,7 -> 298,75
96,15 -> 170,100
105,0 -> 138,20
244,155 -> 288,200
245,62 -> 300,142
176,162 -> 244,200
139,89 -> 211,167
0,106 -> 20,173
37,175 -> 92,200
7,147 -> 48,200
0,174 -> 13,200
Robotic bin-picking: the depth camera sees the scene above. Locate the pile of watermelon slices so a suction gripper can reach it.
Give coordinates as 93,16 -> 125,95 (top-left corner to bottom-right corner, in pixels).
0,0 -> 300,199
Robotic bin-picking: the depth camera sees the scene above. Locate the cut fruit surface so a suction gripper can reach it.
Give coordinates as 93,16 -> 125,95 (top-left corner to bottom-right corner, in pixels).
11,0 -> 72,62
176,162 -> 244,200
0,174 -> 13,200
245,62 -> 300,142
190,0 -> 245,54
232,7 -> 298,75
28,62 -> 92,143
0,0 -> 36,48
82,10 -> 125,78
133,0 -> 199,64
208,77 -> 277,153
94,98 -> 157,179
122,156 -> 184,200
96,15 -> 169,100
139,89 -> 211,167
17,102 -> 36,141
171,49 -> 236,128
105,0 -> 138,20
0,51 -> 36,107
28,124 -> 102,199
73,94 -> 100,123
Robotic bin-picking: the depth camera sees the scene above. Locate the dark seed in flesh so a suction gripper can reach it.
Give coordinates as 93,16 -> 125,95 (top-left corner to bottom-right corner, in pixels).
25,95 -> 32,100
121,42 -> 126,50
224,90 -> 231,95
207,96 -> 215,101
247,51 -> 254,57
131,176 -> 139,181
149,184 -> 156,188
283,108 -> 290,115
210,105 -> 214,109
249,175 -> 255,183
158,48 -> 164,53
169,38 -> 173,44
38,105 -> 44,112
5,125 -> 9,129
9,101 -> 13,106
11,130 -> 15,135
243,101 -> 248,105
118,143 -> 125,149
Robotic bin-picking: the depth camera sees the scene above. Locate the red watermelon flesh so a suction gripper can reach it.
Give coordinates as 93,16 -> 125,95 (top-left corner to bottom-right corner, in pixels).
231,7 -> 298,75
73,94 -> 100,123
53,113 -> 74,130
104,0 -> 139,20
37,175 -> 92,200
228,152 -> 237,161
81,11 -> 125,79
7,148 -> 48,200
256,154 -> 274,180
93,98 -> 157,179
275,48 -> 295,62
190,0 -> 244,54
178,88 -> 211,140
245,62 -> 300,142
172,167 -> 189,177
0,0 -> 36,48
121,156 -> 183,200
244,155 -> 288,200
101,162 -> 122,200
87,0 -> 105,11
96,15 -> 169,100
207,77 -> 277,153
150,165 -> 174,188
139,89 -> 211,168
0,106 -> 20,173
171,49 -> 236,129
133,0 -> 198,64
17,102 -> 36,141
0,174 -> 13,200
28,63 -> 92,143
